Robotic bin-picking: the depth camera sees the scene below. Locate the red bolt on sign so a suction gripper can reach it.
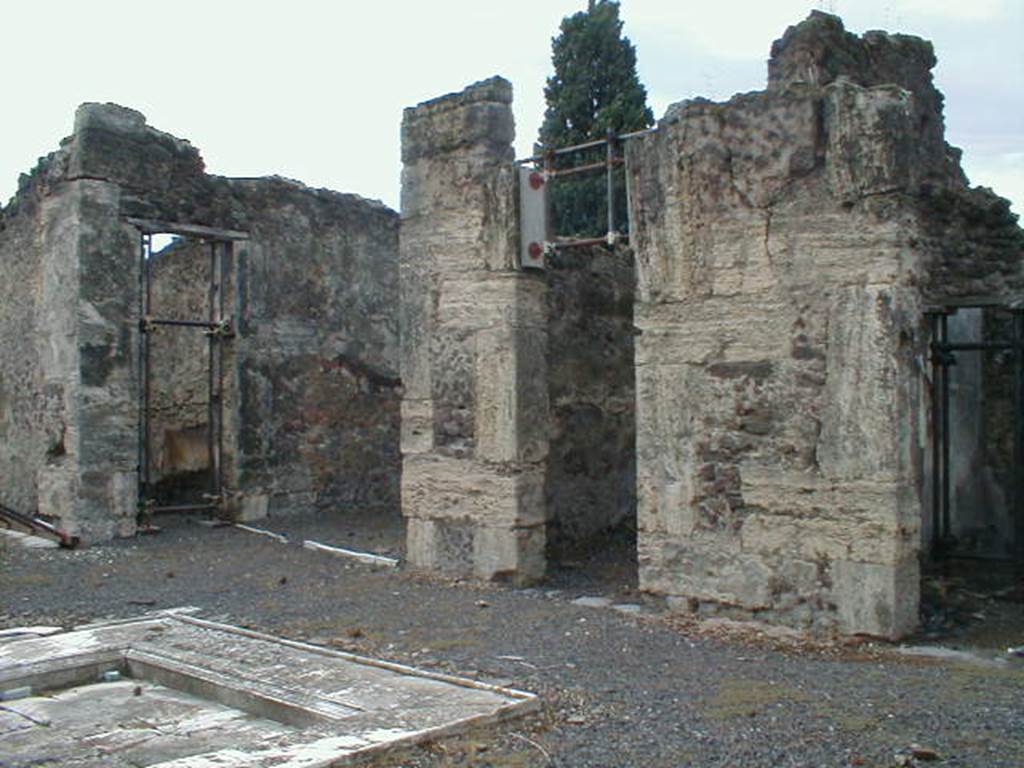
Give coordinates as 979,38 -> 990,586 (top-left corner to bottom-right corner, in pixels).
529,172 -> 545,190
528,242 -> 543,259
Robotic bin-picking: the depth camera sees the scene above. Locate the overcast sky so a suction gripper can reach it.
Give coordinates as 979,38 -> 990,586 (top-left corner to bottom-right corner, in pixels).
1,1 -> 1021,215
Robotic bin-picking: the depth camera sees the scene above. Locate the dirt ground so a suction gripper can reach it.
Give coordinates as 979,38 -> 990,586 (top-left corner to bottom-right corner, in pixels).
2,510 -> 1022,768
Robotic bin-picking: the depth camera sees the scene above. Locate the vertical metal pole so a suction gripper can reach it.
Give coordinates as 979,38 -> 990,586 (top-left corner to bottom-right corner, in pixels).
940,312 -> 952,546
606,129 -> 616,240
137,234 -> 148,508
1013,309 -> 1024,565
544,149 -> 555,243
141,234 -> 153,501
929,313 -> 941,554
207,240 -> 223,504
216,243 -> 227,501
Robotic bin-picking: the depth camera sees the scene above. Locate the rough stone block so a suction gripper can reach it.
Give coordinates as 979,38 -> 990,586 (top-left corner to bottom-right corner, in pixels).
825,82 -> 914,200
405,517 -> 544,585
832,558 -> 919,638
400,399 -> 435,454
401,454 -> 545,528
401,77 -> 514,165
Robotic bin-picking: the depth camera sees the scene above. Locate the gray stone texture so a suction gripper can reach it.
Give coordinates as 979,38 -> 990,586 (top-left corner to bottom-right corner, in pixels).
0,103 -> 400,542
625,12 -> 1023,638
544,244 -> 636,551
399,78 -> 550,584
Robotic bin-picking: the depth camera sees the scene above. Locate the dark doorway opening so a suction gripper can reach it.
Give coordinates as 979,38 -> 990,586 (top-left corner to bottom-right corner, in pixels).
518,132 -> 648,593
133,220 -> 244,523
920,301 -> 1024,645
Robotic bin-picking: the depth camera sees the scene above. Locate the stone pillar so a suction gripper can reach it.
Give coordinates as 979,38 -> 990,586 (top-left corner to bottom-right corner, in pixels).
399,78 -> 549,584
625,15 -> 938,639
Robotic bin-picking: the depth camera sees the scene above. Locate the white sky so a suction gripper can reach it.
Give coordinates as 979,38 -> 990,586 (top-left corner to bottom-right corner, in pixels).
1,1 -> 1021,215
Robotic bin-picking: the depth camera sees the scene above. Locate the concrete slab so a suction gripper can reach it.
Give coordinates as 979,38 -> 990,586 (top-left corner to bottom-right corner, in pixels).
0,611 -> 537,767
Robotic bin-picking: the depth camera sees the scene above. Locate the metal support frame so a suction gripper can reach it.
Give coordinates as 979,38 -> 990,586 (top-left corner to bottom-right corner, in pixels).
137,231 -> 234,519
516,127 -> 656,260
1014,309 -> 1024,563
927,303 -> 1024,564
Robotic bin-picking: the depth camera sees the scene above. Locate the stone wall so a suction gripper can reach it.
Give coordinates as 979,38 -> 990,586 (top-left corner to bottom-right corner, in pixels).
399,78 -> 550,584
0,103 -> 401,541
625,12 -> 1023,638
0,166 -> 81,528
545,244 -> 636,552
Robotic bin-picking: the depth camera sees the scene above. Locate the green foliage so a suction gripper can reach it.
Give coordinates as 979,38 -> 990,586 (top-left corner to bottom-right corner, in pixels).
538,1 -> 654,236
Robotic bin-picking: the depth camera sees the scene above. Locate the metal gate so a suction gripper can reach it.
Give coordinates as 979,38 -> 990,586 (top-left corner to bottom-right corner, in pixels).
131,219 -> 244,521
927,301 -> 1024,564
516,127 -> 655,269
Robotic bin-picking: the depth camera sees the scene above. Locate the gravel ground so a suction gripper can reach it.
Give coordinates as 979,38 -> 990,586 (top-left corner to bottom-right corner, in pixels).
2,512 -> 1022,768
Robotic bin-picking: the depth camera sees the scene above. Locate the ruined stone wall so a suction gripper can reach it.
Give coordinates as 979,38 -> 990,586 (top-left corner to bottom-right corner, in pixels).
0,172 -> 78,523
399,78 -> 550,583
229,178 -> 400,517
0,103 -> 401,541
545,244 -> 636,552
626,12 -> 1023,638
0,140 -> 139,540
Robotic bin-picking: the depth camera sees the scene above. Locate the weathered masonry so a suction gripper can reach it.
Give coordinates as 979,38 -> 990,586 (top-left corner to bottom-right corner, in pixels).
0,104 -> 400,541
398,13 -> 1024,637
2,11 -> 1021,640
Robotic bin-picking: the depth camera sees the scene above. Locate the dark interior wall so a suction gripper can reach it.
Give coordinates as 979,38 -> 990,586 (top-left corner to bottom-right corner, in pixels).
981,310 -> 1020,556
940,307 -> 1020,559
544,243 -> 636,553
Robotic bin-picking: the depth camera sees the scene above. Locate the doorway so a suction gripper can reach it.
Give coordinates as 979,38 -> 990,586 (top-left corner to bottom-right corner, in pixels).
133,220 -> 244,522
921,301 -> 1024,642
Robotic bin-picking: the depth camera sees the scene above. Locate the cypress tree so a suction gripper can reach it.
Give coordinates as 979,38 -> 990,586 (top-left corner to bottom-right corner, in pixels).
539,1 -> 654,236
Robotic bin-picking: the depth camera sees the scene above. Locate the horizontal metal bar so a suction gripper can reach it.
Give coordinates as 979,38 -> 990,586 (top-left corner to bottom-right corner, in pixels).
935,551 -> 1018,563
924,296 -> 1024,312
552,235 -> 630,250
127,218 -> 249,241
547,158 -> 624,178
934,342 -> 1019,352
617,126 -> 658,142
146,318 -> 218,329
549,137 -> 610,157
515,126 -> 659,165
